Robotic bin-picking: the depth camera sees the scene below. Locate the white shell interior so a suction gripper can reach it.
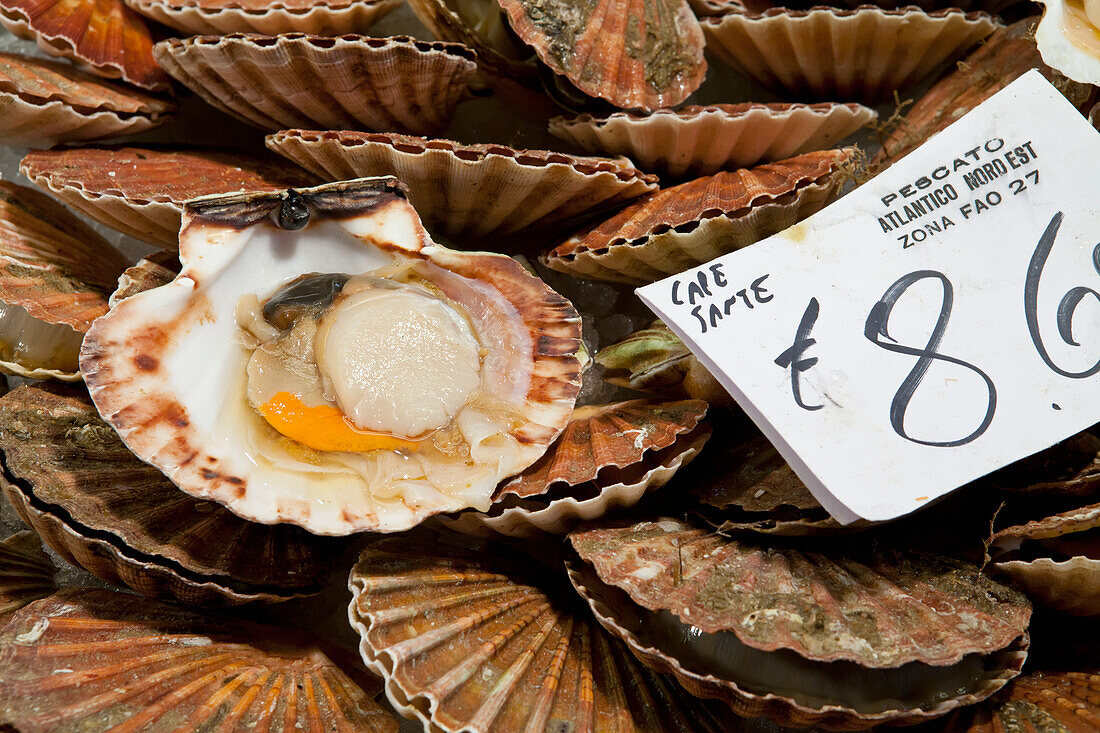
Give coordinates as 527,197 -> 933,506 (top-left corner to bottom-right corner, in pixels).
1037,0 -> 1100,84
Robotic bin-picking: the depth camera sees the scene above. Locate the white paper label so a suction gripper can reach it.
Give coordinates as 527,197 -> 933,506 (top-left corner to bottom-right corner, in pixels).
637,71 -> 1100,524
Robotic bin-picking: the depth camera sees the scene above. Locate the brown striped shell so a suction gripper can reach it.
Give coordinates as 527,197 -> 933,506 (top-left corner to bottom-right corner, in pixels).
0,51 -> 173,146
0,382 -> 345,606
154,34 -> 478,136
702,7 -> 999,104
441,399 -> 711,537
0,589 -> 399,732
550,103 -> 875,179
0,531 -> 56,619
266,129 -> 660,245
0,180 -> 129,381
991,501 -> 1100,616
108,250 -> 180,307
348,536 -> 728,732
988,429 -> 1100,499
124,0 -> 402,34
543,148 -> 852,285
0,0 -> 170,91
569,518 -> 1032,729
19,146 -> 317,249
936,669 -> 1100,732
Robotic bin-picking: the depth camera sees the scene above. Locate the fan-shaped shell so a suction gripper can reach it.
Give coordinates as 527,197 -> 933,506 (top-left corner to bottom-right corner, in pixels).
0,383 -> 345,606
0,589 -> 399,732
550,103 -> 875,179
0,531 -> 55,618
124,0 -> 401,34
543,148 -> 851,285
1035,0 -> 1100,86
442,399 -> 711,537
19,146 -> 317,249
0,52 -> 173,146
875,19 -> 1095,169
267,129 -> 659,245
348,536 -> 726,732
702,7 -> 999,104
154,34 -> 477,136
109,250 -> 180,307
0,0 -> 169,91
988,430 -> 1100,499
80,178 -> 583,535
938,669 -> 1100,732
991,501 -> 1100,616
494,0 -> 706,110
0,180 -> 129,381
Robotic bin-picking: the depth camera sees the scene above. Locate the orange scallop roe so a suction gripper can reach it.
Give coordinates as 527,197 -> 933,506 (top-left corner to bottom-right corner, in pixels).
258,391 -> 420,453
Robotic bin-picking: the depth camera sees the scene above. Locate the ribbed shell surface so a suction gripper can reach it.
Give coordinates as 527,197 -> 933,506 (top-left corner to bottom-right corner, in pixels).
124,0 -> 402,35
154,34 -> 477,136
0,531 -> 55,618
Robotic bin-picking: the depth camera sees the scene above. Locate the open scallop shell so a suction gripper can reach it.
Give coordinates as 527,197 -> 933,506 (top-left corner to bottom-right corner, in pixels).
0,52 -> 173,146
0,382 -> 345,606
494,0 -> 706,110
0,531 -> 56,619
0,588 -> 399,732
154,34 -> 478,136
124,0 -> 401,35
19,146 -> 317,249
543,148 -> 851,285
1035,0 -> 1100,85
550,103 -> 875,179
348,535 -> 727,732
991,500 -> 1100,616
702,7 -> 999,104
936,668 -> 1100,731
267,129 -> 659,244
442,399 -> 711,537
0,180 -> 129,381
569,518 -> 1032,730
80,178 -> 583,535
0,0 -> 170,91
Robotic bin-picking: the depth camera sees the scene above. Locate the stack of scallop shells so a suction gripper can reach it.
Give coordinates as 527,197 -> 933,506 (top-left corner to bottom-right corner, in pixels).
0,0 -> 1098,728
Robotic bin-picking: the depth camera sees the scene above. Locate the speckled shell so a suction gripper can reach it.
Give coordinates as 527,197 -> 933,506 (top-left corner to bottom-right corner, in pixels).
0,180 -> 129,381
441,399 -> 711,537
0,589 -> 399,732
550,103 -> 875,179
348,536 -> 726,732
155,34 -> 477,136
124,0 -> 401,35
938,669 -> 1100,732
876,20 -> 1095,169
543,148 -> 851,285
991,501 -> 1100,616
19,146 -> 317,249
494,0 -> 706,110
0,0 -> 169,90
702,7 -> 999,104
0,52 -> 173,146
569,518 -> 1032,729
1035,0 -> 1100,86
0,383 -> 345,606
80,178 -> 584,535
0,531 -> 55,619
267,129 -> 659,244
108,250 -> 180,307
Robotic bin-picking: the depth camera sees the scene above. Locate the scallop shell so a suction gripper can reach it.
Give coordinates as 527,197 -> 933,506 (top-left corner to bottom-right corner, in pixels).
569,518 -> 1032,730
0,52 -> 173,146
154,34 -> 477,136
80,178 -> 583,535
543,148 -> 851,285
124,0 -> 401,35
0,0 -> 170,91
109,250 -> 181,307
550,103 -> 875,179
19,146 -> 317,249
988,429 -> 1100,499
0,531 -> 56,619
0,180 -> 129,381
876,19 -> 1096,169
702,7 -> 999,104
442,399 -> 711,537
937,669 -> 1100,732
0,382 -> 345,606
0,588 -> 399,732
494,0 -> 706,110
991,500 -> 1100,616
348,535 -> 727,732
1035,0 -> 1100,85
266,129 -> 659,245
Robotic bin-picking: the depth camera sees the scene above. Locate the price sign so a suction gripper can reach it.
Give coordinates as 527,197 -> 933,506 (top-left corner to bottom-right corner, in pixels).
638,71 -> 1100,524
